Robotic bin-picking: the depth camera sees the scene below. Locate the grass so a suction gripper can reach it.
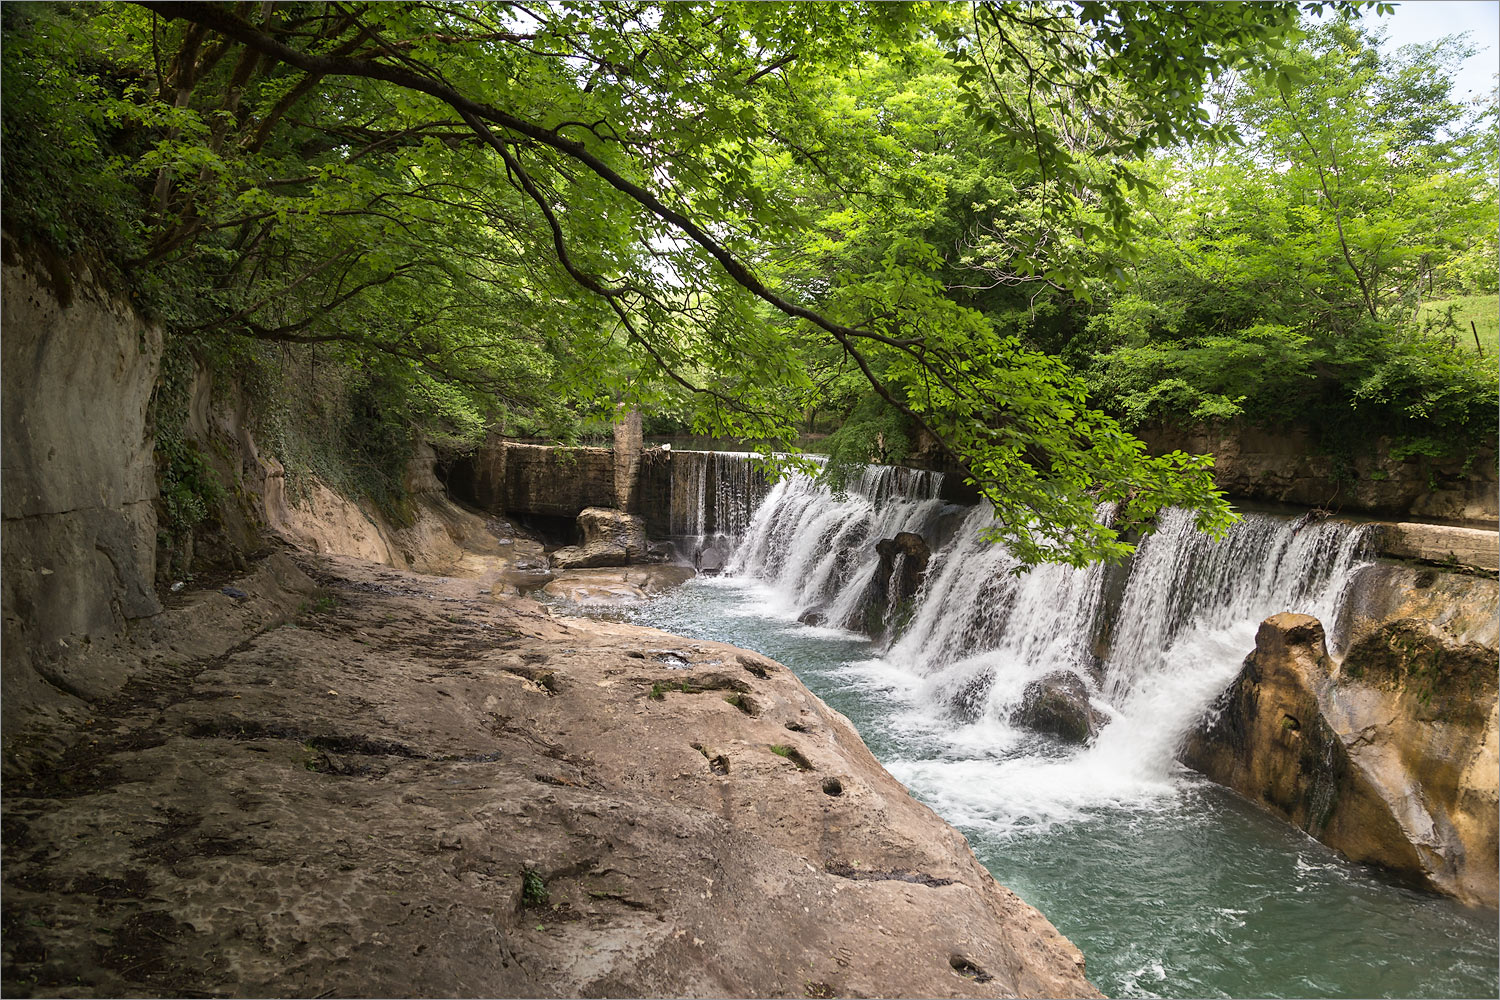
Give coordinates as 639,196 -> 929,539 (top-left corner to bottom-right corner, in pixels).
1413,295 -> 1499,357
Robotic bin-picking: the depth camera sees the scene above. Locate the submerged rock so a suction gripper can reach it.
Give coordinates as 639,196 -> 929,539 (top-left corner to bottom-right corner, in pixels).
542,565 -> 696,604
1012,671 -> 1107,744
1182,612 -> 1499,908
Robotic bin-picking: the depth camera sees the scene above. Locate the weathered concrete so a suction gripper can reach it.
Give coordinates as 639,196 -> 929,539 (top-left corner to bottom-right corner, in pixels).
471,436 -> 617,519
1183,613 -> 1499,908
1374,521 -> 1500,573
2,549 -> 1103,999
613,407 -> 643,511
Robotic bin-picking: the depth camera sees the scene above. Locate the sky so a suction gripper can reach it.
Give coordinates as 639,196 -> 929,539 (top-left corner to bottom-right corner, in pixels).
1367,1 -> 1499,99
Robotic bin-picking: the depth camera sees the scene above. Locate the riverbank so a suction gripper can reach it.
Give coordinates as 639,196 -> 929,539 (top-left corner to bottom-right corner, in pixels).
1,532 -> 1100,998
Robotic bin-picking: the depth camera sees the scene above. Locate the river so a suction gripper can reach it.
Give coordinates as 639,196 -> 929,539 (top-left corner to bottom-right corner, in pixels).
569,455 -> 1499,997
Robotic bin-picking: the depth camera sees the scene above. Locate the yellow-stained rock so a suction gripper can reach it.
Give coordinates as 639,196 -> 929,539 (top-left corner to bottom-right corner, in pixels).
1184,613 -> 1499,908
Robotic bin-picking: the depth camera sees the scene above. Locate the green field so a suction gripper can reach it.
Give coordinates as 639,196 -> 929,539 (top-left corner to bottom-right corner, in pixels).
1415,295 -> 1500,357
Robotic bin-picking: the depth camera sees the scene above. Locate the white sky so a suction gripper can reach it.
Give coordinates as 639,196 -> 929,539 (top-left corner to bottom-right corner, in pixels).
1368,1 -> 1499,99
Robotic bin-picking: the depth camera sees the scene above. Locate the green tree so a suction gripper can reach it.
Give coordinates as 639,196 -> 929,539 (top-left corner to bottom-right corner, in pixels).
5,1 -> 1385,564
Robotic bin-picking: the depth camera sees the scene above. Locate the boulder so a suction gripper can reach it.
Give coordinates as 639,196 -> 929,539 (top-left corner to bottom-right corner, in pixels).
1181,612 -> 1499,908
1012,671 -> 1107,744
550,507 -> 659,570
577,506 -> 648,560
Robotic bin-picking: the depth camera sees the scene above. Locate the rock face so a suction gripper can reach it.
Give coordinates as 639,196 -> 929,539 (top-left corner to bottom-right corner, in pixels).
2,551 -> 1102,999
1182,613 -> 1499,908
1013,671 -> 1108,745
1137,421 -> 1497,525
1334,560 -> 1498,650
2,258 -> 164,744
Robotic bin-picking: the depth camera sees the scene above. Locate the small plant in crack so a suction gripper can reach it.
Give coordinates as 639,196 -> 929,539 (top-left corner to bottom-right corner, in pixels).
770,744 -> 813,770
521,867 -> 549,908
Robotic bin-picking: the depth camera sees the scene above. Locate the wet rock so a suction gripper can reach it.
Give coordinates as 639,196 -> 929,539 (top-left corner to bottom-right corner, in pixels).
1012,671 -> 1106,745
798,609 -> 827,627
855,532 -> 932,636
1182,612 -> 1499,908
875,532 -> 931,602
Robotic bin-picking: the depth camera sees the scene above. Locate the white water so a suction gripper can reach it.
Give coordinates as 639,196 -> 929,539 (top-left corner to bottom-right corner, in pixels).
725,463 -> 947,628
723,463 -> 1375,830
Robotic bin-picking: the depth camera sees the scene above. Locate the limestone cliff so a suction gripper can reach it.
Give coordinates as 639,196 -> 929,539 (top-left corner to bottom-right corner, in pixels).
1137,421 -> 1498,525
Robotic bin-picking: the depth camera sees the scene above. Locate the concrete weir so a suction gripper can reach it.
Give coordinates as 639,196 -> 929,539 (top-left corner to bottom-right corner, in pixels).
459,423 -> 1499,575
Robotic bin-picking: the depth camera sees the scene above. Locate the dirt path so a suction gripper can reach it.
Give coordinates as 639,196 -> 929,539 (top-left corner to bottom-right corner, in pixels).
3,544 -> 1099,998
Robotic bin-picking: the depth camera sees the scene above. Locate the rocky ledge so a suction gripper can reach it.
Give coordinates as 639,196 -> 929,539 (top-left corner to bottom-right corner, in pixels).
2,550 -> 1099,998
1183,612 -> 1498,909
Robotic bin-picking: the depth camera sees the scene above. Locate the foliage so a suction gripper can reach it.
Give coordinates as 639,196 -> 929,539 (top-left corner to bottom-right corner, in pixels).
1415,296 -> 1500,357
5,1 -> 1435,567
151,339 -> 225,550
1071,19 -> 1498,462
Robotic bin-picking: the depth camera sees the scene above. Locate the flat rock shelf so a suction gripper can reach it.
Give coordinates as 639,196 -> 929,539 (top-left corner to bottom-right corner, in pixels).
1,550 -> 1100,999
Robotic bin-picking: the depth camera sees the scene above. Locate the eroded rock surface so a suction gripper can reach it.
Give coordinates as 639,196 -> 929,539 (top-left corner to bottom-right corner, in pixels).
2,552 -> 1101,999
1183,612 -> 1499,908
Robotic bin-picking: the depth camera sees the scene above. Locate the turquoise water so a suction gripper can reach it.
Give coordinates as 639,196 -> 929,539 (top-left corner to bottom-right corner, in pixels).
598,577 -> 1500,999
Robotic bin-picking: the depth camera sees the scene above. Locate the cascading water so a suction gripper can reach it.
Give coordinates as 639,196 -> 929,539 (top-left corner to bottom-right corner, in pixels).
727,462 -> 1373,777
726,463 -> 948,628
598,454 -> 1496,998
660,450 -> 774,569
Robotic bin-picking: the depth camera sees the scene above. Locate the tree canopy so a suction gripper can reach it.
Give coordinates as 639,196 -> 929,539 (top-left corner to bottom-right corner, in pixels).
9,0 -> 1488,568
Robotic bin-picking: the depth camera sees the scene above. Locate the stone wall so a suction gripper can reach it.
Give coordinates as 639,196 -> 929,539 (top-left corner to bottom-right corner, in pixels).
1137,421 -> 1498,525
470,437 -> 618,519
2,258 -> 163,735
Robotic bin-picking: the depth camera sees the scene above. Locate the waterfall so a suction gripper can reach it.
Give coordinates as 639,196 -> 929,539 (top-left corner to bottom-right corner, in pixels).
716,460 -> 1374,788
659,450 -> 775,568
726,463 -> 948,625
